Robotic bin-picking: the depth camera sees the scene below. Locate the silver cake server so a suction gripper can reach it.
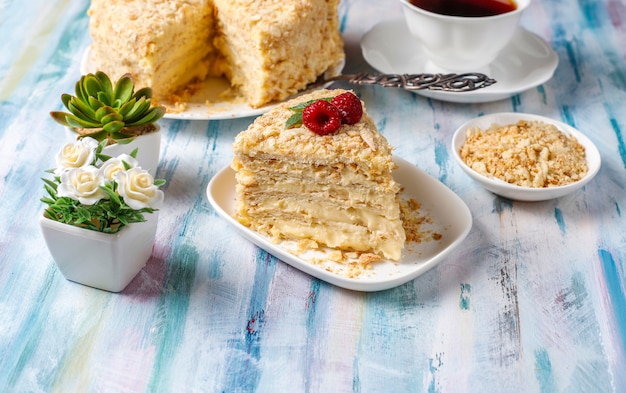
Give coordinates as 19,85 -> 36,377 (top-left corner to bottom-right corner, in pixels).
309,72 -> 496,93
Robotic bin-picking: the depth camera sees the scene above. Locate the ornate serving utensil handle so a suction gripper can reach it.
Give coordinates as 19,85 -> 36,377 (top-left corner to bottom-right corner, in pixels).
313,72 -> 496,92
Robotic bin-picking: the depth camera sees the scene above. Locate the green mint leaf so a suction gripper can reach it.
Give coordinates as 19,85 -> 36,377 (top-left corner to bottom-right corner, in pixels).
288,97 -> 332,112
285,113 -> 303,129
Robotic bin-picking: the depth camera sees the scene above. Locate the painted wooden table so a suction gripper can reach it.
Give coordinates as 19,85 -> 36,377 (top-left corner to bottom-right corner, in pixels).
1,0 -> 625,392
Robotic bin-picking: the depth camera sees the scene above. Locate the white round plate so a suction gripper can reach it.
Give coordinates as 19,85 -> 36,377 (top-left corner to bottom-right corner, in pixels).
360,19 -> 559,103
207,157 -> 472,292
80,46 -> 344,121
452,112 -> 601,201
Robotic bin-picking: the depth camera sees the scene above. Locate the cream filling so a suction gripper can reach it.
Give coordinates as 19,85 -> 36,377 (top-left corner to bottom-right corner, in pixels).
238,183 -> 399,216
235,166 -> 398,192
244,195 -> 400,220
246,198 -> 402,229
236,155 -> 392,180
150,45 -> 212,96
237,197 -> 405,260
252,219 -> 404,261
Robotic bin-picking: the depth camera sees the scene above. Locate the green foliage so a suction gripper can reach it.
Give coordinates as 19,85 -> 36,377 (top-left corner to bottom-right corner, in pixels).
50,71 -> 166,143
41,185 -> 157,233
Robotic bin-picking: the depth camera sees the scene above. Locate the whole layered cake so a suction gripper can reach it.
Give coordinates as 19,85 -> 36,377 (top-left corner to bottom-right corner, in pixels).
231,89 -> 406,261
87,0 -> 345,108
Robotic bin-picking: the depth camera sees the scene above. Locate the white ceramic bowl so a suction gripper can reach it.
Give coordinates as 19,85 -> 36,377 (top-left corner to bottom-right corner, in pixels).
399,0 -> 530,73
452,112 -> 601,201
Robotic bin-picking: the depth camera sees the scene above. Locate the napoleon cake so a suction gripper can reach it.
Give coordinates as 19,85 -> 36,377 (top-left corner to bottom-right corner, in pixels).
231,89 -> 406,261
87,0 -> 345,109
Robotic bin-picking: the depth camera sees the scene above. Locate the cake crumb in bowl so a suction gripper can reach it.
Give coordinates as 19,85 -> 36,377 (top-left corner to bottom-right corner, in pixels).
452,112 -> 601,201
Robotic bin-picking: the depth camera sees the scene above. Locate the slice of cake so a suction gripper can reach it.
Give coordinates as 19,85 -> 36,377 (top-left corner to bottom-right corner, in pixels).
231,89 -> 405,261
88,0 -> 218,103
87,0 -> 345,109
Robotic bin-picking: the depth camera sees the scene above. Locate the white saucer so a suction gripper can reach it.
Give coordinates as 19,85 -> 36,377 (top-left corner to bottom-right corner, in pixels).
360,19 -> 559,103
207,157 -> 472,292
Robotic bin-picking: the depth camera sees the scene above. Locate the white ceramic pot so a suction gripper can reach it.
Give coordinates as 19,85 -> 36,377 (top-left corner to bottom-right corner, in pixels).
65,125 -> 162,173
39,212 -> 159,292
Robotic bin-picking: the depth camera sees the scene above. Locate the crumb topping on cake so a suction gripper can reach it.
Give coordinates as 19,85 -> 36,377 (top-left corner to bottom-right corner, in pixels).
233,89 -> 395,174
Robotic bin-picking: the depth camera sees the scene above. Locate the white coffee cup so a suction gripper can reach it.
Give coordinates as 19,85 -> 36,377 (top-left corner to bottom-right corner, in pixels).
400,0 -> 530,73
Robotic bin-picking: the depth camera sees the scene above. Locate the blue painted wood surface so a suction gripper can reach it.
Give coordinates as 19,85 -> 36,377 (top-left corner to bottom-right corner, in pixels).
1,0 -> 625,391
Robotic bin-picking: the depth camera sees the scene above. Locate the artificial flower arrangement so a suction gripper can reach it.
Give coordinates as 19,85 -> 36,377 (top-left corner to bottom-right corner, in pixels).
41,136 -> 165,233
39,136 -> 166,291
40,71 -> 167,292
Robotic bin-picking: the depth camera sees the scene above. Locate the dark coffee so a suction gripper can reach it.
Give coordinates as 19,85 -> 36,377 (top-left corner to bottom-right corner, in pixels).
408,0 -> 517,17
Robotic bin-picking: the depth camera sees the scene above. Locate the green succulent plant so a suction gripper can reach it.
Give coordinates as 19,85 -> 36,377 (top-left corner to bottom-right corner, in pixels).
50,71 -> 166,144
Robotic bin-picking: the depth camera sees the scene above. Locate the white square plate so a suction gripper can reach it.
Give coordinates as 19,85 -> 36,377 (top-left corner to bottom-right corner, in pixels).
206,157 -> 472,292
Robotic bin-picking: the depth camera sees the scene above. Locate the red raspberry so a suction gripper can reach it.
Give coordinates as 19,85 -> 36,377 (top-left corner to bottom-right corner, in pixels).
331,92 -> 363,125
302,100 -> 342,135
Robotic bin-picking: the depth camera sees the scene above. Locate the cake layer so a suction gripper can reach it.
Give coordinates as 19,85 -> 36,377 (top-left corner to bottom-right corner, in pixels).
233,156 -> 399,189
236,195 -> 402,228
235,181 -> 400,217
244,216 -> 404,261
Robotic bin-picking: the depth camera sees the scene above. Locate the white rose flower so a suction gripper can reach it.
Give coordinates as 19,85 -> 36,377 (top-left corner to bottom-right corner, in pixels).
57,165 -> 107,205
99,154 -> 139,181
54,137 -> 99,175
115,167 -> 164,210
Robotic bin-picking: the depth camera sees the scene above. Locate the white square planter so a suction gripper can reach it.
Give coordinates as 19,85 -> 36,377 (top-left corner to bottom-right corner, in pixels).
39,212 -> 159,292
